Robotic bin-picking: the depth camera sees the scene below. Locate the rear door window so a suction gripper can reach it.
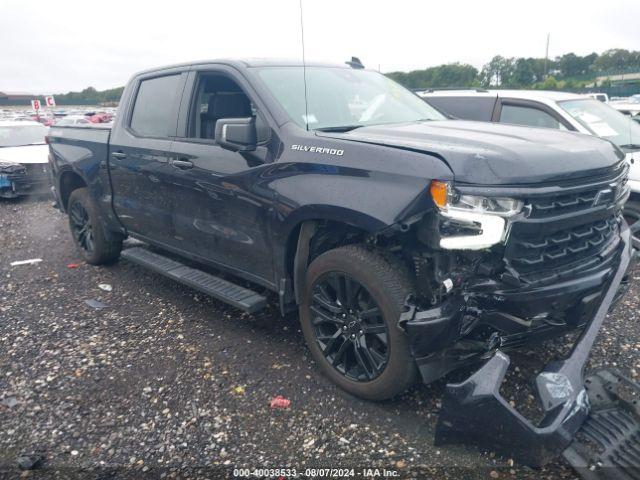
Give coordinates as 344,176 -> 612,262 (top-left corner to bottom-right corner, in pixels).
130,74 -> 182,137
424,96 -> 496,121
499,103 -> 566,129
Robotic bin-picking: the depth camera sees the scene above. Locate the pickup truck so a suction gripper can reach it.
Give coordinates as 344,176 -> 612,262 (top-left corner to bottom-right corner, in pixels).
48,59 -> 635,466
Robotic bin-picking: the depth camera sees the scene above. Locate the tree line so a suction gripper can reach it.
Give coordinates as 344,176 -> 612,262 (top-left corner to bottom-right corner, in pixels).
54,86 -> 124,105
386,48 -> 640,90
50,48 -> 640,104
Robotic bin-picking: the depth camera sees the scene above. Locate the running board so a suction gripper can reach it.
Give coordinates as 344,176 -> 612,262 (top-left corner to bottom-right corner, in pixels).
121,247 -> 267,313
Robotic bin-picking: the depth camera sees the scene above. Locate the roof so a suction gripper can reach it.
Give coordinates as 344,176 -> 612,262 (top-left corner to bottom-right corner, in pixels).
0,120 -> 43,127
420,89 -> 586,102
135,58 -> 354,76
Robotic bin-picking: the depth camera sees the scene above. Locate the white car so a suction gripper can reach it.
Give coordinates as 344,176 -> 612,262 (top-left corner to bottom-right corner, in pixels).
586,92 -> 609,103
609,95 -> 640,118
54,115 -> 92,127
419,89 -> 640,246
0,121 -> 50,198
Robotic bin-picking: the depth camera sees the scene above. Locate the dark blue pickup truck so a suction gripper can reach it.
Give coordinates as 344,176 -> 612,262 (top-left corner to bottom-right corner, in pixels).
47,59 -> 636,466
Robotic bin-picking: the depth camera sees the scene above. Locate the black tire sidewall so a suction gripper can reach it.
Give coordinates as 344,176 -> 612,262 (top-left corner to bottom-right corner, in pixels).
300,246 -> 417,400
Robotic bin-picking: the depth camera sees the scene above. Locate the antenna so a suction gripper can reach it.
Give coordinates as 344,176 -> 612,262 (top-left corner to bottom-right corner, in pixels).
299,0 -> 309,131
543,33 -> 550,79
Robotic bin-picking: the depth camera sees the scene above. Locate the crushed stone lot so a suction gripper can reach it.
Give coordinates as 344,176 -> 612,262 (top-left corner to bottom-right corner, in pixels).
1,197 -> 638,479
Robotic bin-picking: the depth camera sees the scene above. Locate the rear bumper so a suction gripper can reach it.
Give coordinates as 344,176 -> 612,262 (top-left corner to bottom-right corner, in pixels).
433,224 -> 635,466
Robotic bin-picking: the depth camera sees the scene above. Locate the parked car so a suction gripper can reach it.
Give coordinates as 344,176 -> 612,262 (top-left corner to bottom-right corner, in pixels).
87,112 -> 113,124
48,59 -> 634,465
54,115 -> 92,127
0,121 -> 50,198
609,95 -> 640,118
419,89 -> 640,247
586,92 -> 609,103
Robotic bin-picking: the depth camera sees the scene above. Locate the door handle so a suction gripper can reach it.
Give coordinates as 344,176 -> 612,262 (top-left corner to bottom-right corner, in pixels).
170,158 -> 194,170
111,151 -> 127,159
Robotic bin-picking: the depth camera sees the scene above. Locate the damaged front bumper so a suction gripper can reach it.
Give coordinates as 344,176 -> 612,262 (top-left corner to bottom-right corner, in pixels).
433,224 -> 635,467
0,163 -> 51,198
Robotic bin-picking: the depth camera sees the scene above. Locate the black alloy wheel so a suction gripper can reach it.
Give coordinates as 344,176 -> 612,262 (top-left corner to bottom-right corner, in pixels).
310,272 -> 389,382
69,200 -> 94,254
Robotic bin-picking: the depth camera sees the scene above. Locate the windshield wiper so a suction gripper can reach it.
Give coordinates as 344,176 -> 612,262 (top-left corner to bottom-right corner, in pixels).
619,144 -> 640,150
315,125 -> 364,133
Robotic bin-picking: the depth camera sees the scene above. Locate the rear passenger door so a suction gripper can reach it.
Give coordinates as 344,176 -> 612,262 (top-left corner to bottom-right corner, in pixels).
494,99 -> 574,130
109,71 -> 187,246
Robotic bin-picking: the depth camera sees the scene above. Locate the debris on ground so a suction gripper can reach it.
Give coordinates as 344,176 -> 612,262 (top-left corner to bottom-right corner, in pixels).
232,386 -> 245,395
67,263 -> 80,269
84,299 -> 108,309
270,395 -> 291,409
0,395 -> 20,408
98,283 -> 113,292
10,258 -> 42,266
16,453 -> 43,470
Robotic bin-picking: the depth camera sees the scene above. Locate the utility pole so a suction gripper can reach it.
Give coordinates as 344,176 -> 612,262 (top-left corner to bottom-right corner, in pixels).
543,33 -> 550,79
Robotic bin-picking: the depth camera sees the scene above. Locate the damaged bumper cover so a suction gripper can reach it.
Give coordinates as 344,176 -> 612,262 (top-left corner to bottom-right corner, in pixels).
433,224 -> 635,467
0,163 -> 50,198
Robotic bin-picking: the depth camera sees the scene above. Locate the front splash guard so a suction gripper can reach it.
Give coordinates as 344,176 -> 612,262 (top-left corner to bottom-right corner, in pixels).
434,225 -> 634,467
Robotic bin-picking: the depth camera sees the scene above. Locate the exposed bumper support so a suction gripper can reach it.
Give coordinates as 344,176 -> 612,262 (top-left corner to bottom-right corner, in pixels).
434,224 -> 635,467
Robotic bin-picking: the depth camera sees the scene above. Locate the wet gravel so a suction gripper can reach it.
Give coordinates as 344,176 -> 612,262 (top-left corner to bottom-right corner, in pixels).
1,197 -> 638,479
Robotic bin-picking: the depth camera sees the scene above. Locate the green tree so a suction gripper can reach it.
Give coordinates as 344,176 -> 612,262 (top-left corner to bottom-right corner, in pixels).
541,75 -> 559,90
386,63 -> 478,89
480,56 -> 517,87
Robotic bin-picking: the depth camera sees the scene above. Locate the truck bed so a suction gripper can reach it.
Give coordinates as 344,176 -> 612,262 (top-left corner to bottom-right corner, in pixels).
48,125 -> 112,163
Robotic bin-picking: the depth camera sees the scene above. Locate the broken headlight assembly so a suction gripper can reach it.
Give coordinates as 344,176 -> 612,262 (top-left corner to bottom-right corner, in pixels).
430,180 -> 523,250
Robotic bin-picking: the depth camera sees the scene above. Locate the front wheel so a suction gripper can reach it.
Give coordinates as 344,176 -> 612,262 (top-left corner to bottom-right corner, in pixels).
299,245 -> 417,400
68,187 -> 122,265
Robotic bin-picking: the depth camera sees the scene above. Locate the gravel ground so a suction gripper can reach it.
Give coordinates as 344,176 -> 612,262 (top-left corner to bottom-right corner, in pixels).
1,197 -> 638,479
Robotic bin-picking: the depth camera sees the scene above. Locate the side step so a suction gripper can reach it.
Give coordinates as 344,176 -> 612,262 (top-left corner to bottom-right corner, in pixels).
121,247 -> 267,313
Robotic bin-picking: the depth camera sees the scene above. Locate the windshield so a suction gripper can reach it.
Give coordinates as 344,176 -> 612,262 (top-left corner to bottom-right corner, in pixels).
255,66 -> 445,130
558,98 -> 640,149
0,123 -> 47,147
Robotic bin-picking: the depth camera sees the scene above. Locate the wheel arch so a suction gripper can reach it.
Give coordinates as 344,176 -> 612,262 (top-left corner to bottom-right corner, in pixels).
282,207 -> 388,308
58,169 -> 88,212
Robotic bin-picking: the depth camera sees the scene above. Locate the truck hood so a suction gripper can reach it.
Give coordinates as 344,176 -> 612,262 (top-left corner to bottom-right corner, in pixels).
322,120 -> 624,185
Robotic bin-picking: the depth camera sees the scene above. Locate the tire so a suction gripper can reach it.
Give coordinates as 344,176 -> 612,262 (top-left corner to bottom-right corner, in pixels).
299,245 -> 417,400
624,200 -> 640,250
67,187 -> 122,265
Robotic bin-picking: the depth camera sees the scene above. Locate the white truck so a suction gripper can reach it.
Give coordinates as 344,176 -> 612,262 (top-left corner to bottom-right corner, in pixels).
419,89 -> 640,247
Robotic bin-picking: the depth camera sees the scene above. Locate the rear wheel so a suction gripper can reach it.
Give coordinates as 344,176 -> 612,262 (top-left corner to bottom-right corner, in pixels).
68,188 -> 122,265
299,245 -> 417,400
624,200 -> 640,250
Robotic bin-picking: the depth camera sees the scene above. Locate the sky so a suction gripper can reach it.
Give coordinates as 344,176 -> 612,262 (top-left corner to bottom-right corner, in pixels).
2,0 -> 640,93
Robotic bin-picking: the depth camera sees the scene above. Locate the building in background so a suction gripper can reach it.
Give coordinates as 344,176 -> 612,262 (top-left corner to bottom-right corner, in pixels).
0,91 -> 33,106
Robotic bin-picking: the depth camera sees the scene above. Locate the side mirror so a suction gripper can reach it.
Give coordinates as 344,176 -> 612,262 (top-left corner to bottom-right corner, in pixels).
214,117 -> 257,152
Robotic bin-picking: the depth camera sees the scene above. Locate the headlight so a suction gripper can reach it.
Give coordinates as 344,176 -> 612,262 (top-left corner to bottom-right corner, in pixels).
429,180 -> 522,250
430,180 -> 523,217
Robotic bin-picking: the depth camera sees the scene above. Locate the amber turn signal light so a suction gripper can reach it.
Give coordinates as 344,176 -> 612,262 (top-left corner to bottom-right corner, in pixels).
430,180 -> 448,208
